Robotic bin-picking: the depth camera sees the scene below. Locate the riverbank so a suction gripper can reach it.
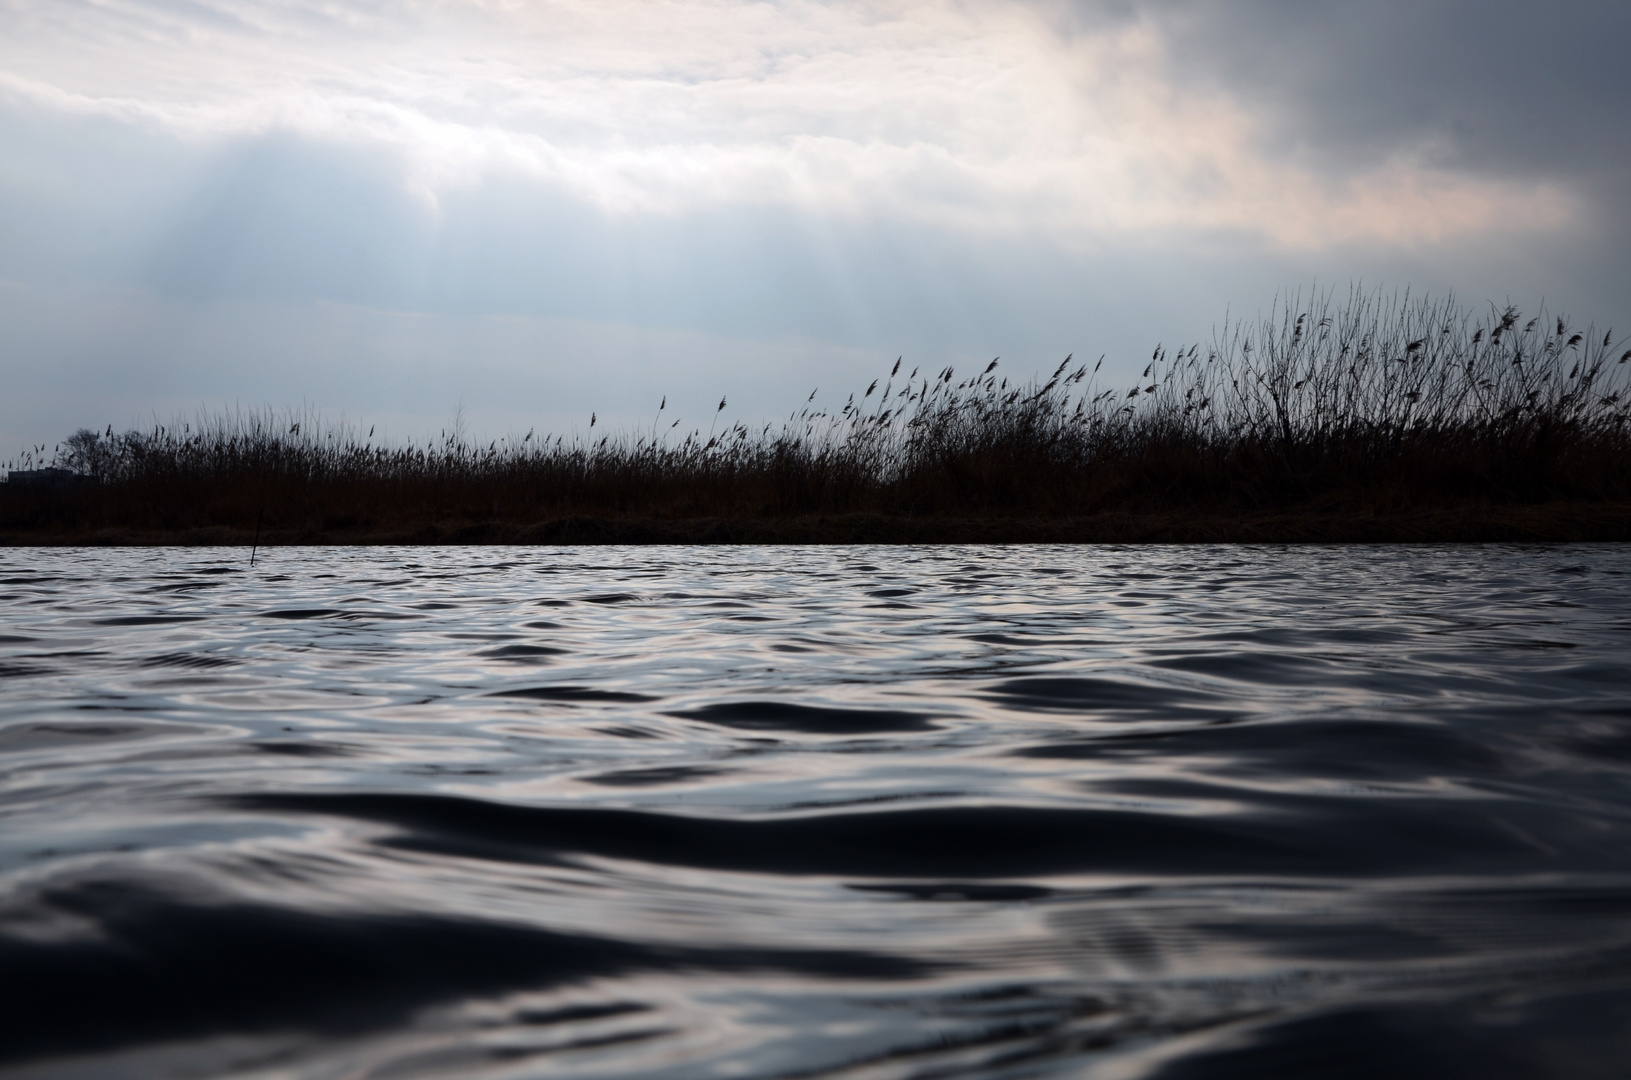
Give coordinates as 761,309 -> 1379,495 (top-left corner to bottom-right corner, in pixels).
6,502 -> 1629,546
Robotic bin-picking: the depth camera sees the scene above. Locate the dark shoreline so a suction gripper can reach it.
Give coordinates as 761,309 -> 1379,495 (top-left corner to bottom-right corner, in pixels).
6,502 -> 1629,546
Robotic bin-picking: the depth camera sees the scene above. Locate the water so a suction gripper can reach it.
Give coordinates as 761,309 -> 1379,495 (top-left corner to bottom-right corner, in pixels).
3,545 -> 1631,1079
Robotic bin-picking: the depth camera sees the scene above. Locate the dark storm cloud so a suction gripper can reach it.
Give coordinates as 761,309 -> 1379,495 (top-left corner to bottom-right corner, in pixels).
1084,1 -> 1631,189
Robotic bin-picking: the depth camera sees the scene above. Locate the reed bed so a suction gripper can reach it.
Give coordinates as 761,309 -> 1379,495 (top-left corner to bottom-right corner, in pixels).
6,288 -> 1631,541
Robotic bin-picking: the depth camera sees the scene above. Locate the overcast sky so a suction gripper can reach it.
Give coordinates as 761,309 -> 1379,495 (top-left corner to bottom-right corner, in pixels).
3,0 -> 1628,451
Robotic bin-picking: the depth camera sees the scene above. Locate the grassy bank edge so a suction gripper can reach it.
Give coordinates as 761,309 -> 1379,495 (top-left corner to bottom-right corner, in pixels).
5,502 -> 1629,546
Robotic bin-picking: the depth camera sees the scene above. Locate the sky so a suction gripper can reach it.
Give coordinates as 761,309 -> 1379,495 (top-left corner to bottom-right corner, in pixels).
3,0 -> 1628,451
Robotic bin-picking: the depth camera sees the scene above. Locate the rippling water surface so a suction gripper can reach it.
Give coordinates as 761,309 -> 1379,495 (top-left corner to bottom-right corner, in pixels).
4,544 -> 1631,1079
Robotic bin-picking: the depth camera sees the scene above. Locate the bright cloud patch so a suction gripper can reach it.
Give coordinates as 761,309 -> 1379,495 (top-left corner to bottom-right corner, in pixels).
0,0 -> 1575,247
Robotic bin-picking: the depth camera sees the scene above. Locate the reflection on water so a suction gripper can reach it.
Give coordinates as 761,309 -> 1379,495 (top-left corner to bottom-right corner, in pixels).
2,544 -> 1630,1078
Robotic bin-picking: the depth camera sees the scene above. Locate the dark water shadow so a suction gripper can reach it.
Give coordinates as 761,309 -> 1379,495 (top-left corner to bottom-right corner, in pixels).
1147,651 -> 1336,685
984,675 -> 1224,720
229,791 -> 1562,879
0,721 -> 208,753
478,645 -> 569,660
94,616 -> 206,627
848,883 -> 1054,902
486,686 -> 658,704
667,701 -> 937,734
138,652 -> 239,670
0,880 -> 930,1066
1014,718 -> 1508,782
1150,983 -> 1631,1080
251,741 -> 356,758
582,765 -> 733,787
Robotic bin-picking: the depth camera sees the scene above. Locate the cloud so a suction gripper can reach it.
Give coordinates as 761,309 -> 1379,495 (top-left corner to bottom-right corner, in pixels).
2,1 -> 1627,452
0,0 -> 1589,248
1107,0 -> 1631,224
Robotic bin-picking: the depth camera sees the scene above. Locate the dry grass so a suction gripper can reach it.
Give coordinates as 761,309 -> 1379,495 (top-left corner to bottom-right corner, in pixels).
6,287 -> 1630,542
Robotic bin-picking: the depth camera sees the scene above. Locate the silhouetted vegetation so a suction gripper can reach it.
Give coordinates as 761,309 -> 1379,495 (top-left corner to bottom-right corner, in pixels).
6,288 -> 1631,543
